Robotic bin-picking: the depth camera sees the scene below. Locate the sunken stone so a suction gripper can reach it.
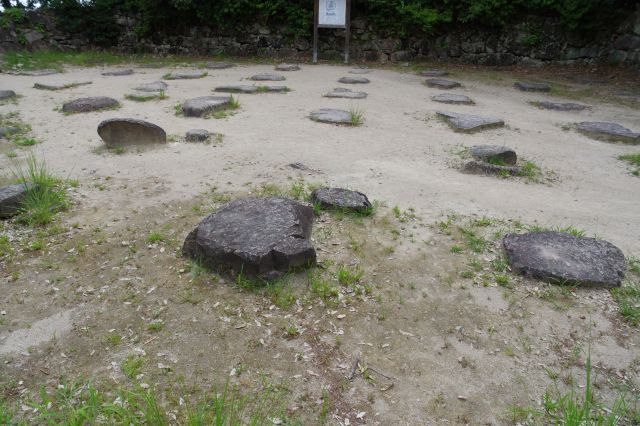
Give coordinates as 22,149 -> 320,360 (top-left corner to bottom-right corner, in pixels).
0,183 -> 35,219
324,88 -> 367,99
126,90 -> 163,101
577,122 -> 639,144
462,161 -> 521,176
514,81 -> 550,92
182,96 -> 231,117
289,162 -> 310,170
338,76 -> 370,84
310,188 -> 372,213
215,85 -> 259,94
164,71 -> 207,80
431,93 -> 473,105
204,62 -> 235,70
34,81 -> 91,90
0,127 -> 20,138
503,232 -> 626,287
62,97 -> 119,113
182,197 -> 316,279
310,109 -> 352,125
16,69 -> 59,76
437,111 -> 504,132
101,69 -> 134,76
349,68 -> 371,74
426,79 -> 461,89
186,129 -> 209,142
0,90 -> 16,100
98,118 -> 166,147
275,63 -> 300,71
535,101 -> 587,111
250,73 -> 285,81
133,81 -> 168,92
420,69 -> 448,77
470,145 -> 517,165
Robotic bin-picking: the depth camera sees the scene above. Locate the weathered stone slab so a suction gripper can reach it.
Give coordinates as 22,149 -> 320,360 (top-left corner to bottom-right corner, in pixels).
338,76 -> 370,84
16,69 -> 59,76
33,81 -> 91,90
215,85 -> 259,94
462,161 -> 521,176
182,96 -> 231,117
263,86 -> 289,93
0,90 -> 16,100
250,73 -> 285,81
125,90 -> 164,101
535,101 -> 587,111
426,79 -> 461,89
0,183 -> 35,218
205,62 -> 235,70
164,71 -> 207,80
62,97 -> 119,113
97,118 -> 166,146
310,188 -> 372,213
420,69 -> 448,77
431,93 -> 474,105
349,68 -> 371,74
182,197 -> 316,278
437,111 -> 504,132
310,109 -> 352,125
133,81 -> 168,92
503,232 -> 626,287
101,69 -> 134,76
275,63 -> 300,71
470,145 -> 517,165
577,122 -> 639,144
324,88 -> 367,99
288,162 -> 310,170
186,129 -> 209,142
514,81 -> 551,92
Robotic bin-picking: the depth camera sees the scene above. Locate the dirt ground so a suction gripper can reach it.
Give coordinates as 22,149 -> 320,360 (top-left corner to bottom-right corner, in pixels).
0,60 -> 639,425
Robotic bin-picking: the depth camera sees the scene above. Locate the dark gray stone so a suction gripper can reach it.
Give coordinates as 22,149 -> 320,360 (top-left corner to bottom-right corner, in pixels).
462,161 -> 521,176
34,81 -> 91,91
349,68 -> 371,74
164,71 -> 207,80
503,232 -> 626,287
470,145 -> 517,165
215,85 -> 259,94
419,69 -> 448,77
182,197 -> 316,278
437,111 -> 504,132
205,62 -> 235,69
310,188 -> 372,213
250,73 -> 285,81
0,127 -> 21,138
577,122 -> 639,144
0,183 -> 35,219
98,118 -> 166,146
263,86 -> 289,93
535,101 -> 587,111
426,79 -> 461,89
275,63 -> 300,71
310,109 -> 352,125
338,76 -> 370,84
16,69 -> 59,76
514,81 -> 551,92
182,96 -> 231,117
0,90 -> 16,100
101,69 -> 134,76
431,93 -> 474,105
186,129 -> 210,142
288,162 -> 310,170
133,81 -> 168,92
62,97 -> 119,113
324,88 -> 367,99
125,90 -> 164,101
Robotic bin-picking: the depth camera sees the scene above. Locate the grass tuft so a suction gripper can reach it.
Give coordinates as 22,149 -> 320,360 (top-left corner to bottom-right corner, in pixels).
349,107 -> 364,126
619,153 -> 640,176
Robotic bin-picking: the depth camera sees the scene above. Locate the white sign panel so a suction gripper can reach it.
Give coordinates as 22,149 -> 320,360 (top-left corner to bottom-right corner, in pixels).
318,0 -> 346,27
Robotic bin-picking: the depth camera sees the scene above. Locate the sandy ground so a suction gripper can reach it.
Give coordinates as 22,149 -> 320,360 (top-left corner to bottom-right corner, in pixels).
0,62 -> 639,425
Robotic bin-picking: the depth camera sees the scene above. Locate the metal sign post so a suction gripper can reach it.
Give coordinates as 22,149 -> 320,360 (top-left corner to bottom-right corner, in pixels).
313,0 -> 351,64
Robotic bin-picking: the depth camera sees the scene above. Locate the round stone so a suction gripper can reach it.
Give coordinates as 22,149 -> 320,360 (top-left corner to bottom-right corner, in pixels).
186,129 -> 210,142
97,118 -> 166,147
62,97 -> 119,113
310,188 -> 372,213
338,76 -> 370,84
182,96 -> 231,117
309,109 -> 352,125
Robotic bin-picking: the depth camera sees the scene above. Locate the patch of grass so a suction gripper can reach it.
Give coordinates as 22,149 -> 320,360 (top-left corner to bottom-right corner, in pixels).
611,282 -> 640,326
527,224 -> 586,237
336,264 -> 363,286
619,153 -> 640,176
147,321 -> 164,332
121,354 -> 144,379
174,102 -> 183,116
517,160 -> 541,180
228,95 -> 240,110
12,136 -> 37,146
104,333 -> 122,347
0,235 -> 12,258
450,245 -> 463,254
458,226 -> 486,253
147,232 -> 166,243
6,151 -> 17,158
349,107 -> 364,126
307,269 -> 339,305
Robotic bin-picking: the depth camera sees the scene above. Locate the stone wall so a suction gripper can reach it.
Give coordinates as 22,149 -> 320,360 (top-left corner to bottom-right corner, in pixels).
1,8 -> 639,69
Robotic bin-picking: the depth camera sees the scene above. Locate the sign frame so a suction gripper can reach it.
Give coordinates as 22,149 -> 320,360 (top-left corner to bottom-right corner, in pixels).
313,0 -> 351,64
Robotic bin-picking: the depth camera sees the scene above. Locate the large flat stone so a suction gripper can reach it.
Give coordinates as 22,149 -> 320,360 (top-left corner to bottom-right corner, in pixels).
182,96 -> 231,117
426,79 -> 461,89
182,197 -> 316,279
0,183 -> 35,218
470,145 -> 517,165
310,188 -> 372,213
34,81 -> 91,90
577,122 -> 639,144
102,69 -> 134,76
16,69 -> 59,76
164,71 -> 207,80
215,85 -> 259,94
275,63 -> 300,71
324,88 -> 367,99
461,161 -> 521,176
205,62 -> 235,69
97,118 -> 166,147
125,90 -> 164,101
62,97 -> 119,113
338,76 -> 370,84
186,129 -> 210,142
437,111 -> 504,132
432,93 -> 474,105
250,73 -> 285,81
514,81 -> 551,92
503,232 -> 626,287
0,90 -> 16,100
535,101 -> 587,111
133,81 -> 168,92
420,69 -> 448,77
310,109 -> 352,125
